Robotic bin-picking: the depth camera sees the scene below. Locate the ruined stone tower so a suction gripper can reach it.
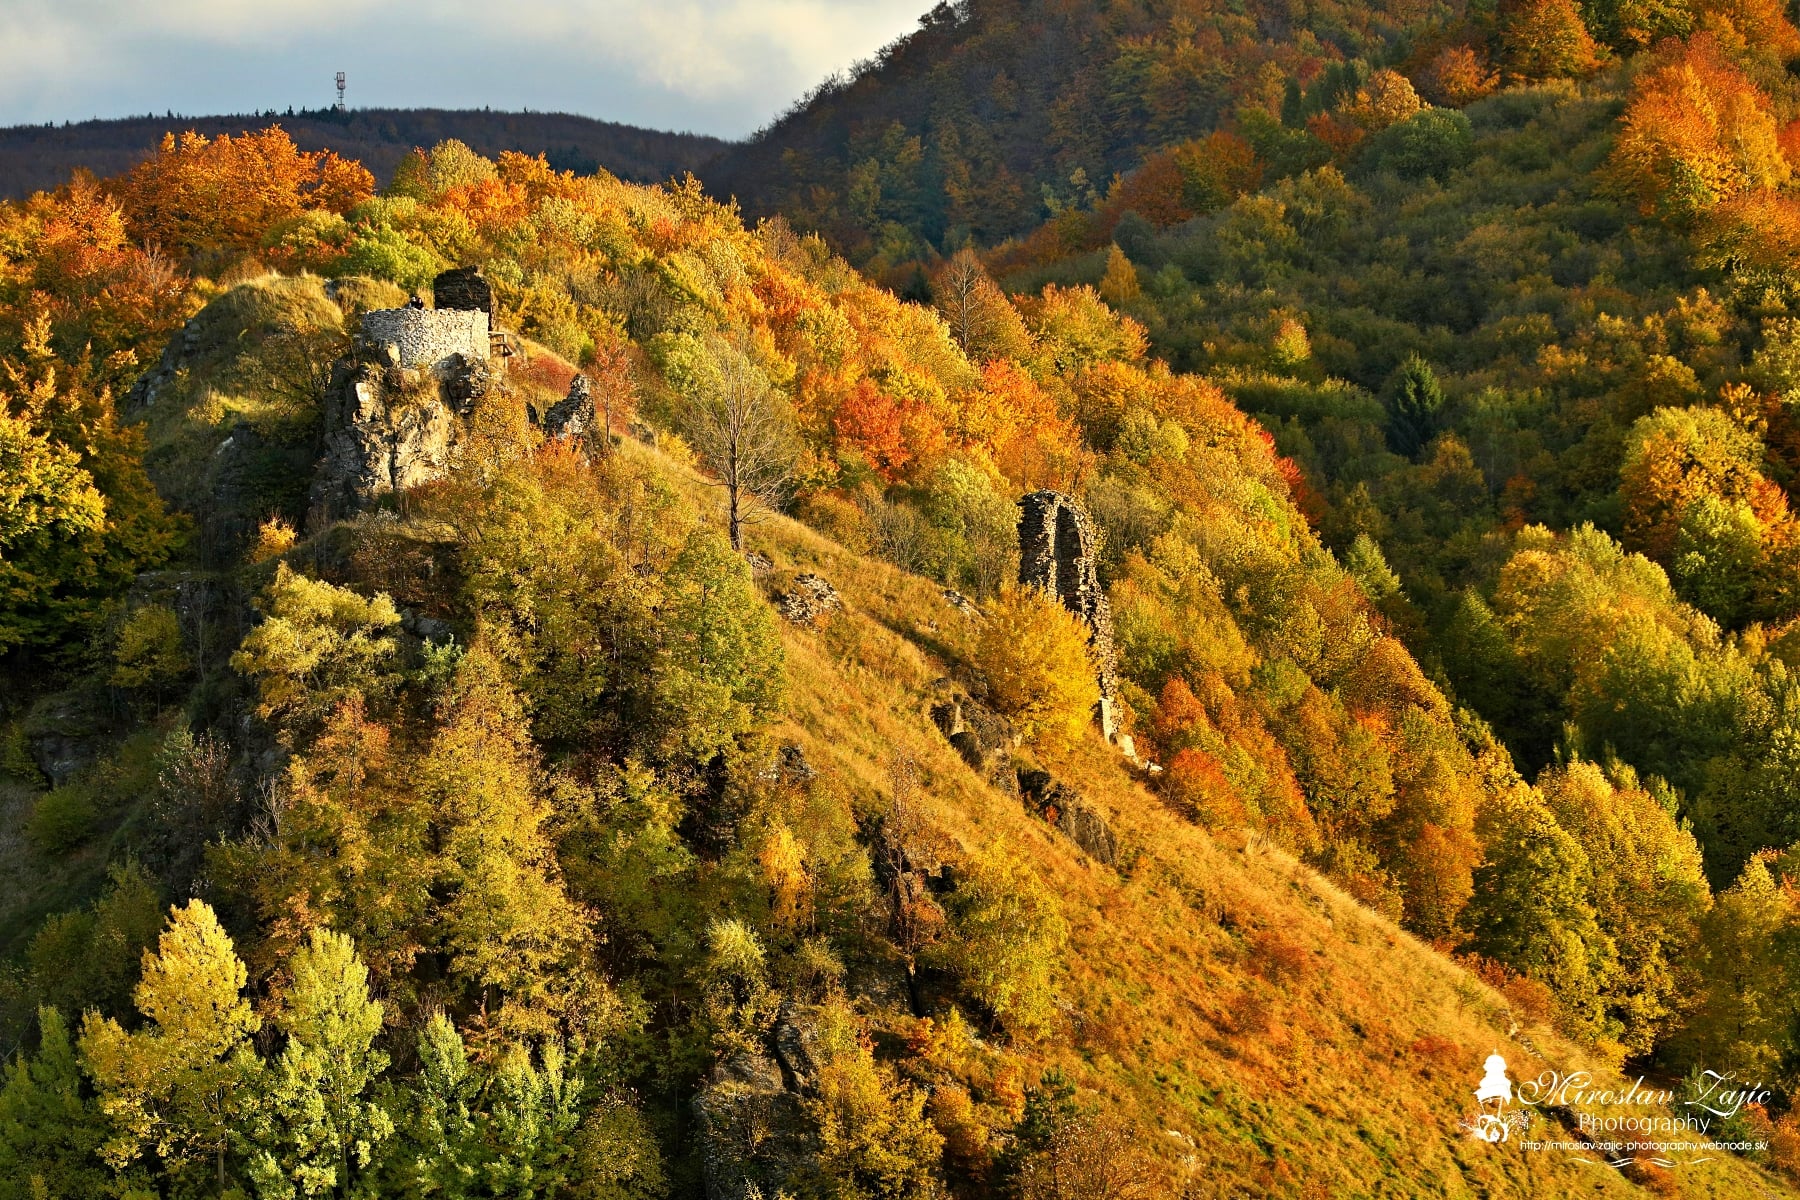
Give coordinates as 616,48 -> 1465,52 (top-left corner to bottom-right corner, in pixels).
1016,491 -> 1123,742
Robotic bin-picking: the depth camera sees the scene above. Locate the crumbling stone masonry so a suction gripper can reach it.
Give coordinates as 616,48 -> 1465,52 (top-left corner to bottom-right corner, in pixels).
1017,490 -> 1123,743
359,307 -> 489,374
432,265 -> 493,315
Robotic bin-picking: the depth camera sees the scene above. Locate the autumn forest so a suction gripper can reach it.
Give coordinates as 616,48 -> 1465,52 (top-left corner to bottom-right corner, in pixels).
6,0 -> 1800,1195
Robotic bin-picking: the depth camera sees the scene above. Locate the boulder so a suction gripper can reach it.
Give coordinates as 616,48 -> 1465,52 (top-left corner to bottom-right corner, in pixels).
1018,768 -> 1120,866
775,574 -> 841,626
928,686 -> 1017,794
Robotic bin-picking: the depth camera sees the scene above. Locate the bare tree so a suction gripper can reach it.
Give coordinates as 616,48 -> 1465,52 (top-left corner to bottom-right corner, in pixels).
876,755 -> 951,1016
683,335 -> 797,551
935,246 -> 989,354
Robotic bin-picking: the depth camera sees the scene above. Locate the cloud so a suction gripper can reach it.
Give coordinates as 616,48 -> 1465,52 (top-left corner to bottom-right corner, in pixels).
0,0 -> 929,137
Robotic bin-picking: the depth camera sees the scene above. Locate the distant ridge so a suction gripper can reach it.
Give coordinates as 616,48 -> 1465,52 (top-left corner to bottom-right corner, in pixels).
0,107 -> 732,197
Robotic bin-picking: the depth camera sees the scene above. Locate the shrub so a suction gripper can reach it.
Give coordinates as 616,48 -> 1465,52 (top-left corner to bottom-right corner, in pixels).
28,786 -> 97,855
973,586 -> 1100,749
1361,109 -> 1475,182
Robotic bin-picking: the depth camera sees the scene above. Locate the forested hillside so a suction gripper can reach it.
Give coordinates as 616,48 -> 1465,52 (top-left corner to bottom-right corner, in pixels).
0,108 -> 728,199
5,0 -> 1800,1191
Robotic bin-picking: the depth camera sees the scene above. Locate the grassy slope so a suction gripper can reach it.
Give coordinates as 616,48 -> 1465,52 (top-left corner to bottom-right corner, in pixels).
660,451 -> 1797,1198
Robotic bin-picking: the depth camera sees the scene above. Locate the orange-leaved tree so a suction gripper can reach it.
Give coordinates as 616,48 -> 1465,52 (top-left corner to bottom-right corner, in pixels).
112,127 -> 374,262
1607,35 -> 1789,224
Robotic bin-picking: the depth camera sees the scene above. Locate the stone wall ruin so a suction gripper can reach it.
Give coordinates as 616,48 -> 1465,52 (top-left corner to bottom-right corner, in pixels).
359,306 -> 489,373
1017,490 -> 1123,743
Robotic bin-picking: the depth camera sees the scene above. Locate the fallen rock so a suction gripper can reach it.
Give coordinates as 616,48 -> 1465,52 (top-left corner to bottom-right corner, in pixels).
744,551 -> 774,577
941,587 -> 980,617
775,574 -> 841,626
928,685 -> 1017,794
1018,768 -> 1120,866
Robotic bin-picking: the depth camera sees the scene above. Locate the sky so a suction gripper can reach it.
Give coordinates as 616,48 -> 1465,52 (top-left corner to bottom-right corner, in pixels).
0,0 -> 934,139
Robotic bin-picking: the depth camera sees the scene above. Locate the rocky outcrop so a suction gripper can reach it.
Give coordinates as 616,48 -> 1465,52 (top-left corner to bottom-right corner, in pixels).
126,312 -> 204,408
1017,490 -> 1123,742
772,1004 -> 828,1093
432,265 -> 493,314
692,1052 -> 807,1200
543,373 -> 595,440
941,587 -> 979,617
1018,768 -> 1120,867
775,574 -> 841,626
441,352 -> 489,414
309,361 -> 457,522
928,684 -> 1017,795
21,687 -> 116,788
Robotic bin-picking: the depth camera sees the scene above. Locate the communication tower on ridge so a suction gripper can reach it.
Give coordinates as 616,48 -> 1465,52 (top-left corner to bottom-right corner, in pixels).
335,72 -> 347,112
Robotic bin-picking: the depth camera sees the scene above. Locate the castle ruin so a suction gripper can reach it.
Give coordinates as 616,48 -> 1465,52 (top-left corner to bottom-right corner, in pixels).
359,267 -> 496,375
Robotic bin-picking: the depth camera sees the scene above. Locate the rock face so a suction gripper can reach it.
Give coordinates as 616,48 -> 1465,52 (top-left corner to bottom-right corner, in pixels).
543,373 -> 595,440
775,574 -> 842,625
1017,490 -> 1122,742
928,684 -> 1017,794
432,265 -> 493,315
691,1051 -> 807,1200
310,361 -> 457,521
126,312 -> 204,408
360,307 -> 489,373
441,352 -> 490,414
1018,768 -> 1120,866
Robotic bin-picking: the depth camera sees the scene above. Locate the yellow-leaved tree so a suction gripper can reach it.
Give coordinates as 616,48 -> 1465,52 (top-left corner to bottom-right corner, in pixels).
974,586 -> 1100,749
79,900 -> 260,1194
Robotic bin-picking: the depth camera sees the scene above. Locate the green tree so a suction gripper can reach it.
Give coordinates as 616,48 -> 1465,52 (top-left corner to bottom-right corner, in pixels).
391,1014 -> 658,1198
931,840 -> 1067,1035
230,564 -> 401,737
650,527 -> 787,764
1382,355 -> 1445,460
1540,761 -> 1710,1054
0,1009 -> 115,1200
13,860 -> 163,1038
1666,853 -> 1797,1081
79,899 -> 262,1194
419,649 -> 594,1040
242,930 -> 393,1199
1461,784 -> 1614,1042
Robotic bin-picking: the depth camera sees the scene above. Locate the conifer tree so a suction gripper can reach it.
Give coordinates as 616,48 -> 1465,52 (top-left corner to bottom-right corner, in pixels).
1382,354 -> 1445,460
0,1009 -> 113,1200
